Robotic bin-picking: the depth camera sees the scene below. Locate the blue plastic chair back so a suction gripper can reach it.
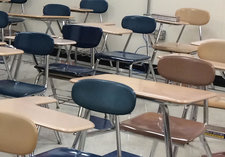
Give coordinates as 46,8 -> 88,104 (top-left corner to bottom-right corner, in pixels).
43,4 -> 71,16
80,0 -> 108,13
10,0 -> 27,3
0,11 -> 8,28
14,32 -> 54,55
72,79 -> 136,115
62,25 -> 103,48
122,15 -> 156,34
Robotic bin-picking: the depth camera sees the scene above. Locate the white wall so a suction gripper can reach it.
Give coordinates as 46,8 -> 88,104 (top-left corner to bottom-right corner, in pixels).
1,0 -> 225,56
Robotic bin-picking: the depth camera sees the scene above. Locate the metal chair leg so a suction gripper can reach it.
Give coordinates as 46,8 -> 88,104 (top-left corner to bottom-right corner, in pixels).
129,64 -> 133,77
199,134 -> 212,157
93,59 -> 99,75
49,78 -> 60,109
146,60 -> 156,81
54,130 -> 62,144
115,115 -> 122,157
149,140 -> 158,157
9,3 -> 13,13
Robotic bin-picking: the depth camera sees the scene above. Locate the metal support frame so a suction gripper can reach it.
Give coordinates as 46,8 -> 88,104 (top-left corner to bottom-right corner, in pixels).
115,115 -> 122,157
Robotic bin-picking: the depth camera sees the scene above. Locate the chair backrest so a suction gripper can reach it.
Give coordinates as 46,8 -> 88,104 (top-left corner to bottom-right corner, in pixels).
43,4 -> 71,16
198,40 -> 225,63
80,0 -> 108,13
0,112 -> 38,155
158,56 -> 215,86
62,24 -> 103,48
122,15 -> 156,34
0,11 -> 8,28
10,0 -> 27,3
175,8 -> 210,26
72,79 -> 136,115
14,32 -> 54,55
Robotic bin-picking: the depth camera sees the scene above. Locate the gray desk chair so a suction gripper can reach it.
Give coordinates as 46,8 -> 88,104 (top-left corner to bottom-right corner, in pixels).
151,8 -> 210,62
121,56 -> 215,157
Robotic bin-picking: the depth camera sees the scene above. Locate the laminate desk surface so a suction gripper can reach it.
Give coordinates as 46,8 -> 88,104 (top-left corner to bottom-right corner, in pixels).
0,46 -> 23,56
70,8 -> 93,13
155,19 -> 189,25
70,74 -> 216,104
0,96 -> 94,133
191,38 -> 222,46
76,23 -> 132,35
0,0 -> 10,2
53,38 -> 76,46
0,42 -> 7,46
8,13 -> 73,20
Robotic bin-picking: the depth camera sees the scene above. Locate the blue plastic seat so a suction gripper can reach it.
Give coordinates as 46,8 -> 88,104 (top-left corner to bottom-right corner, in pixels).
0,32 -> 54,98
80,0 -> 108,22
0,11 -> 9,42
71,79 -> 136,156
95,15 -> 156,80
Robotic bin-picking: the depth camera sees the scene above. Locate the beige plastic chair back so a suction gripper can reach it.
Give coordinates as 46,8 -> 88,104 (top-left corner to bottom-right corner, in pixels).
175,8 -> 210,25
158,56 -> 215,86
198,40 -> 225,63
0,112 -> 38,155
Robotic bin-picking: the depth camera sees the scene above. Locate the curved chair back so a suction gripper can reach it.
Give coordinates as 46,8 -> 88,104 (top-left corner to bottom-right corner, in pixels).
198,40 -> 225,63
0,11 -> 8,28
14,32 -> 54,55
62,25 -> 103,48
80,0 -> 108,13
158,56 -> 215,86
175,8 -> 210,26
122,15 -> 156,34
0,112 -> 38,155
43,4 -> 71,16
10,0 -> 27,3
72,79 -> 136,115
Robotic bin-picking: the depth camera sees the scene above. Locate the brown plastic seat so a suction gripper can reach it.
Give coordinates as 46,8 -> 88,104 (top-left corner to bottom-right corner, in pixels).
0,112 -> 38,156
121,112 -> 205,145
151,8 -> 210,62
120,56 -> 215,157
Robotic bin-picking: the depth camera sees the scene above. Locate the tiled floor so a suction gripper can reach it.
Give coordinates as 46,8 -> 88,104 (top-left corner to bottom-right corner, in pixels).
0,55 -> 225,157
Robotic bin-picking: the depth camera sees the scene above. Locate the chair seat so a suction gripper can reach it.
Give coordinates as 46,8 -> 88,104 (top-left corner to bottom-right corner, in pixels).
95,51 -> 150,64
8,17 -> 25,25
35,63 -> 94,79
0,80 -> 46,97
120,112 -> 205,145
33,147 -> 101,157
153,42 -> 198,54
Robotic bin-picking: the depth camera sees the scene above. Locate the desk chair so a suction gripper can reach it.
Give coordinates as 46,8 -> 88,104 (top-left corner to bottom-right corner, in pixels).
0,11 -> 9,42
151,8 -> 210,62
79,0 -> 108,23
34,25 -> 102,108
95,15 -> 156,80
120,56 -> 215,157
71,79 -> 136,157
43,4 -> 71,34
0,111 -> 101,157
9,0 -> 27,14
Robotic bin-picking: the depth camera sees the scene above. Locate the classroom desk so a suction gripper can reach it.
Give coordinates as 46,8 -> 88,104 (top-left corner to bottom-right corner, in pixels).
70,74 -> 216,157
0,46 -> 23,80
0,96 -> 94,133
8,13 -> 74,35
70,8 -> 93,23
0,0 -> 10,2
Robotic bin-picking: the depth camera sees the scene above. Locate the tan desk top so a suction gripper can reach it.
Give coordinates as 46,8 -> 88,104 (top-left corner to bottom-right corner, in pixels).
0,96 -> 94,133
0,0 -> 10,2
70,74 -> 216,104
77,22 -> 115,27
76,23 -> 132,35
53,38 -> 76,46
70,8 -> 93,13
0,42 -> 7,46
155,19 -> 189,25
191,39 -> 224,46
8,13 -> 73,20
0,46 -> 23,56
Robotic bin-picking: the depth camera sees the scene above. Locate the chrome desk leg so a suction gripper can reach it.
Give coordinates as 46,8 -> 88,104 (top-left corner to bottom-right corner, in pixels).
176,25 -> 186,43
84,13 -> 89,23
199,135 -> 212,157
149,140 -> 158,157
3,56 -> 13,80
155,23 -> 163,43
115,115 -> 122,157
160,103 -> 173,157
146,60 -> 156,81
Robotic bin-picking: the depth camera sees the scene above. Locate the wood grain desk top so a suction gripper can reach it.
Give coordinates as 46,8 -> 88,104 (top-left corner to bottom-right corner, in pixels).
0,42 -> 7,46
0,96 -> 94,133
8,13 -> 73,20
191,39 -> 224,46
76,22 -> 115,27
155,19 -> 189,25
70,8 -> 93,13
0,46 -> 23,56
76,23 -> 132,35
0,0 -> 10,2
53,38 -> 76,46
70,74 -> 216,104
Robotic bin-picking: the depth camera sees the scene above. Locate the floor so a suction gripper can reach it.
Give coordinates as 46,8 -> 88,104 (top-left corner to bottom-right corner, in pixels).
1,55 -> 225,157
